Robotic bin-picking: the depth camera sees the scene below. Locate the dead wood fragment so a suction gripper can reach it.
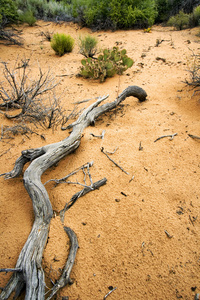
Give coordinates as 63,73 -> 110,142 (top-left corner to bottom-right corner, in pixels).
103,287 -> 117,299
46,227 -> 78,300
60,178 -> 107,223
0,85 -> 147,300
154,133 -> 177,142
90,130 -> 105,139
100,147 -> 129,175
164,230 -> 173,239
139,141 -> 143,151
129,175 -> 135,183
45,161 -> 94,186
105,147 -> 118,154
188,134 -> 200,140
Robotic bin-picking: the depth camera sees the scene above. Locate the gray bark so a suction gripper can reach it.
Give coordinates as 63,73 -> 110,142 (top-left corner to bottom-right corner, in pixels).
0,85 -> 147,300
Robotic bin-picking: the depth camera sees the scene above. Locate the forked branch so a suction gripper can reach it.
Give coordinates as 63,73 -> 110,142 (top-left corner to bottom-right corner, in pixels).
0,85 -> 147,300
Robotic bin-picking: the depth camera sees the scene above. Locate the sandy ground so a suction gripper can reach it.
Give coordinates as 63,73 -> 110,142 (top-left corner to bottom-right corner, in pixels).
0,21 -> 200,300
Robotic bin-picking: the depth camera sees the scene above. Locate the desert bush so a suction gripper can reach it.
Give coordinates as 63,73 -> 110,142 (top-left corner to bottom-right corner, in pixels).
18,10 -> 36,26
0,0 -> 19,28
186,51 -> 200,91
70,0 -> 157,30
16,0 -> 72,21
155,0 -> 171,22
193,5 -> 200,26
0,58 -> 66,130
167,10 -> 190,30
79,35 -> 98,58
80,47 -> 134,82
50,33 -> 74,56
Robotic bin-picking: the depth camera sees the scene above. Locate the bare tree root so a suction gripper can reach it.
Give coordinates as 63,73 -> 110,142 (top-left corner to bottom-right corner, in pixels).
0,85 -> 147,300
0,29 -> 23,45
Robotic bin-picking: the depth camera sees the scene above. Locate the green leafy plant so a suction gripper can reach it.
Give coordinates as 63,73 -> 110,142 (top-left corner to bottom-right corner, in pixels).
19,10 -> 36,26
0,0 -> 18,27
70,0 -> 157,30
50,33 -> 74,56
79,34 -> 98,58
192,5 -> 200,26
167,10 -> 190,30
80,46 -> 134,82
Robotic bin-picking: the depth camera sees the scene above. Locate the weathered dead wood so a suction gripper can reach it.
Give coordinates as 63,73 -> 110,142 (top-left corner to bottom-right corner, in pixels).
0,85 -> 147,300
46,227 -> 79,300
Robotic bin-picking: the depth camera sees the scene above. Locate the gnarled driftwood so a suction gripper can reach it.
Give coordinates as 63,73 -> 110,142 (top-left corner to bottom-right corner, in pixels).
0,85 -> 147,299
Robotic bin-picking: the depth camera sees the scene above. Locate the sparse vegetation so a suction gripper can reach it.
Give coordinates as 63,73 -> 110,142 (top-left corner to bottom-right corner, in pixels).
0,58 -> 66,130
193,5 -> 200,26
167,10 -> 190,30
186,51 -> 200,92
80,46 -> 134,82
0,0 -> 19,27
79,35 -> 98,58
18,10 -> 36,26
70,0 -> 158,29
15,0 -> 72,21
50,33 -> 74,56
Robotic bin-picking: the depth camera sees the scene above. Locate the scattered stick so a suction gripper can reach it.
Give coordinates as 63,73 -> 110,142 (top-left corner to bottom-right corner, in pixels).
73,98 -> 98,105
188,134 -> 200,140
90,130 -> 105,139
60,178 -> 107,223
100,147 -> 129,175
139,141 -> 143,151
103,287 -> 117,300
129,175 -> 135,183
164,230 -> 173,239
44,162 -> 94,186
105,147 -> 118,154
154,133 -> 177,143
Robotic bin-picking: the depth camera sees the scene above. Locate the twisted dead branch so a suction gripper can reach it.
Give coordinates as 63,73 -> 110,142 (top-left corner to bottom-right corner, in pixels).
0,85 -> 147,299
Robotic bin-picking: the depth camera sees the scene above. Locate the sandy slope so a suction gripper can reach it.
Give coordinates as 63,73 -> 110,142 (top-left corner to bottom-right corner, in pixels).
0,21 -> 200,300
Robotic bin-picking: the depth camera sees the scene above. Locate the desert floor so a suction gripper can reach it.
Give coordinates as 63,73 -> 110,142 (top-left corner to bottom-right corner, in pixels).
0,21 -> 200,300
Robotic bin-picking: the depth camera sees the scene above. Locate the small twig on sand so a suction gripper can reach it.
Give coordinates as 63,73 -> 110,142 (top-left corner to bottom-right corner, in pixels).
103,287 -> 117,300
44,162 -> 93,186
129,175 -> 135,183
189,215 -> 198,226
90,130 -> 105,139
154,133 -> 177,143
105,147 -> 118,154
164,230 -> 173,239
188,134 -> 200,140
139,141 -> 143,151
101,147 -> 129,175
74,97 -> 98,105
60,178 -> 107,222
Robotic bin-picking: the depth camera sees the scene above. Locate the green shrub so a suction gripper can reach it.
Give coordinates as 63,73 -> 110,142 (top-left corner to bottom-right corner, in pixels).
70,0 -> 157,30
167,10 -> 190,30
193,5 -> 200,26
51,33 -> 74,56
79,35 -> 98,58
19,10 -> 36,26
155,0 -> 170,22
0,0 -> 19,27
80,46 -> 134,82
16,0 -> 71,21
